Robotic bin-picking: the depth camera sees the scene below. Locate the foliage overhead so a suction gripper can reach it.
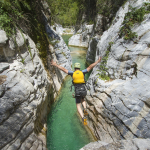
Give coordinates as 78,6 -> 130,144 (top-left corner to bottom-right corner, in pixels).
47,0 -> 79,26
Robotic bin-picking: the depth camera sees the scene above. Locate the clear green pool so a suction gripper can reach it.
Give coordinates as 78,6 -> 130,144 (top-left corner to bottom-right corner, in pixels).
47,35 -> 94,150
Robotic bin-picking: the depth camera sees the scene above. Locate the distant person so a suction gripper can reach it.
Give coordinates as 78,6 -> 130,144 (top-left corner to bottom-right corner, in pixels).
51,57 -> 102,125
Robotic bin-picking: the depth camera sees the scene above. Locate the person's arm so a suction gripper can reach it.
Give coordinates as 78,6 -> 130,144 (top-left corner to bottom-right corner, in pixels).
51,60 -> 68,74
87,56 -> 102,72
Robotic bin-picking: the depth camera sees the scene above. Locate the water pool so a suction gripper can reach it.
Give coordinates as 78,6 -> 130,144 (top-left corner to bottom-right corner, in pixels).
47,35 -> 94,150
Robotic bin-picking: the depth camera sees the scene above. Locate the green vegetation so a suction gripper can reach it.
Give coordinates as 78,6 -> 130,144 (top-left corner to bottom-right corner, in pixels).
47,0 -> 79,26
0,0 -> 49,68
97,0 -> 127,16
119,3 -> 150,40
96,0 -> 127,31
47,0 -> 95,27
98,42 -> 113,81
20,69 -> 25,73
48,37 -> 59,47
62,51 -> 65,56
0,0 -> 31,37
20,58 -> 25,64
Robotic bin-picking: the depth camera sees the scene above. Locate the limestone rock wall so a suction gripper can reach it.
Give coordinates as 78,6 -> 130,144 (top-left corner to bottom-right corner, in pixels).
0,30 -> 50,149
80,138 -> 150,150
68,24 -> 94,48
85,0 -> 150,143
41,3 -> 72,96
0,11 -> 72,150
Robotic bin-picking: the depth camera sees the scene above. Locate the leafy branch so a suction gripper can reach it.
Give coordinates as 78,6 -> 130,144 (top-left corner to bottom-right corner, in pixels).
119,3 -> 150,40
98,42 -> 113,81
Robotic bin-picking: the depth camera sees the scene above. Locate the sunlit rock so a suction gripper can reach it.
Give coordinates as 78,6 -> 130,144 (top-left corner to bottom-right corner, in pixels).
0,6 -> 72,150
68,24 -> 94,48
80,139 -> 150,150
85,0 -> 150,143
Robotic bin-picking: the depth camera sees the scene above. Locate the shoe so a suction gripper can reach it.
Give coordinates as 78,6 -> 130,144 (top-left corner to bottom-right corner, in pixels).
83,108 -> 88,116
82,117 -> 87,126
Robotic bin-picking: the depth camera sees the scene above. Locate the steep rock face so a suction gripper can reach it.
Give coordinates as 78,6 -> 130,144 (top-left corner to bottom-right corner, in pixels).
0,30 -> 51,150
41,4 -> 72,95
86,37 -> 99,65
85,0 -> 150,143
53,24 -> 74,35
68,24 -> 94,48
0,2 -> 72,149
0,27 -> 71,149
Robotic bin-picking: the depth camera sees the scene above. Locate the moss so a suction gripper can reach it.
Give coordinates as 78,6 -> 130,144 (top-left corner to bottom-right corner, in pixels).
0,0 -> 50,69
98,74 -> 110,81
20,69 -> 25,73
62,52 -> 66,56
20,58 -> 25,64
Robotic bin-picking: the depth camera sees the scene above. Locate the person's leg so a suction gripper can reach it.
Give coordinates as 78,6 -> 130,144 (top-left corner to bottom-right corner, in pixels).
76,96 -> 84,118
81,98 -> 86,109
81,97 -> 88,116
76,103 -> 84,118
76,96 -> 87,125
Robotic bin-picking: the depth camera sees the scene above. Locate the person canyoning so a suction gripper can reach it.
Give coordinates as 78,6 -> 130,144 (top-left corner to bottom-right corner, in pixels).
51,56 -> 102,125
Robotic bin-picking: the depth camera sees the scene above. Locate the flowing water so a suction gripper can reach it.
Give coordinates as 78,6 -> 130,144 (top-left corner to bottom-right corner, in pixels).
47,35 -> 94,150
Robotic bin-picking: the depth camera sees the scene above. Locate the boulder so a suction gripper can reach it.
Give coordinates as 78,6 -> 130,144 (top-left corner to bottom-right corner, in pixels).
68,24 -> 94,48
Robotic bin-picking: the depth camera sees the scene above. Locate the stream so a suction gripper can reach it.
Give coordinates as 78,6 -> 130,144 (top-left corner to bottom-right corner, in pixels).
47,35 -> 94,150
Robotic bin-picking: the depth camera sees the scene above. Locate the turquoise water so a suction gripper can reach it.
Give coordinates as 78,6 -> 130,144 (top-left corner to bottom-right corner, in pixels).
47,35 -> 94,150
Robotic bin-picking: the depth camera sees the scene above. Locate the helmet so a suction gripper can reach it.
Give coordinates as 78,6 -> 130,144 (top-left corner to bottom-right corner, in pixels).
74,63 -> 80,69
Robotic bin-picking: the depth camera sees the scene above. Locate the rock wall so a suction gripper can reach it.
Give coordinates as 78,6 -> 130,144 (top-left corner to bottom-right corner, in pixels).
85,0 -> 150,143
80,138 -> 150,150
0,1 -> 72,149
52,24 -> 74,35
68,24 -> 94,48
0,28 -> 71,149
0,30 -> 51,150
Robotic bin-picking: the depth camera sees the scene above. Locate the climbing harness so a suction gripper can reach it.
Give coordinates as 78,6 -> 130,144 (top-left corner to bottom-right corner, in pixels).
74,84 -> 87,97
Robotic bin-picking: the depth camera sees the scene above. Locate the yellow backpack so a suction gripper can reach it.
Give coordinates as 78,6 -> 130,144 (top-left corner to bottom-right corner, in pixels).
72,70 -> 85,84
70,70 -> 87,97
